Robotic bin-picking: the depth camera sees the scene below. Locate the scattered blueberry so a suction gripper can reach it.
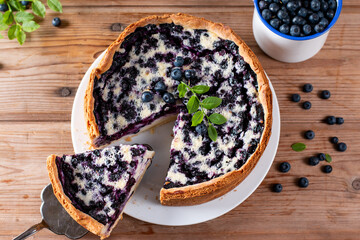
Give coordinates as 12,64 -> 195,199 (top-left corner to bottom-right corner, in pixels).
141,91 -> 153,102
184,69 -> 196,80
262,9 -> 272,21
279,162 -> 291,173
336,117 -> 344,125
330,136 -> 339,144
321,90 -> 331,99
195,123 -> 207,136
52,17 -> 61,27
298,177 -> 309,188
290,25 -> 301,36
171,68 -> 182,81
322,165 -> 332,174
269,3 -> 280,13
154,81 -> 167,93
0,3 -> 8,12
303,101 -> 311,110
326,116 -> 336,125
20,1 -> 30,8
303,83 -> 313,93
273,183 -> 283,193
270,18 -> 281,29
337,142 -> 347,152
162,92 -> 175,104
291,93 -> 301,102
305,130 -> 315,140
309,156 -> 320,166
318,153 -> 326,161
279,24 -> 290,34
310,0 -> 321,11
174,56 -> 184,67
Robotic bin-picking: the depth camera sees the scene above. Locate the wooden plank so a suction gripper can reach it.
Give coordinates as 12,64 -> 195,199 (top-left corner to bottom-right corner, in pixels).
0,122 -> 359,239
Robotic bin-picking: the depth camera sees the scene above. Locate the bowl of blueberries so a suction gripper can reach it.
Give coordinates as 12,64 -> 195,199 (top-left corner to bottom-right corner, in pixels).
253,0 -> 342,63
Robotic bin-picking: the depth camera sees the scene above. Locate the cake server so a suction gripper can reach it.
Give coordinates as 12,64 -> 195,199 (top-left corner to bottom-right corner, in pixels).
13,184 -> 88,240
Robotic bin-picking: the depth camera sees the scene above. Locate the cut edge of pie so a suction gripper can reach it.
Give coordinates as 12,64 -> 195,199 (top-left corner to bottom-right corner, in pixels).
84,13 -> 273,206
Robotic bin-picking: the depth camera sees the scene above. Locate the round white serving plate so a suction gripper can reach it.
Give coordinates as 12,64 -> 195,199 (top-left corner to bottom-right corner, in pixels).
71,51 -> 281,226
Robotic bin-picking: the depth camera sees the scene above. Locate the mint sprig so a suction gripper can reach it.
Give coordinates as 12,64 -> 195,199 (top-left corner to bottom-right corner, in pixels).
177,82 -> 227,141
0,0 -> 62,45
291,142 -> 306,152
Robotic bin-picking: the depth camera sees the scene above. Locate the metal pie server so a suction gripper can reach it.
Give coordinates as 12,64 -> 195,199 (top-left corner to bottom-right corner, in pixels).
14,184 -> 88,240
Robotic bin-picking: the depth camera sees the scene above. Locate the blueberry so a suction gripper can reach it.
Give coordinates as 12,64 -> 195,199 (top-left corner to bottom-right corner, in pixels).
326,9 -> 335,19
262,9 -> 272,21
141,91 -> 153,102
336,117 -> 344,125
195,123 -> 207,136
326,116 -> 336,125
305,130 -> 315,140
292,16 -> 306,25
318,153 -> 326,161
277,9 -> 289,20
298,7 -> 308,18
337,142 -> 347,152
162,92 -> 175,104
0,3 -> 8,12
328,0 -> 336,10
282,0 -> 289,4
310,0 -> 321,11
259,1 -> 269,10
298,177 -> 309,188
184,69 -> 196,79
303,101 -> 311,110
309,13 -> 320,24
171,68 -> 182,80
321,1 -> 329,11
290,25 -> 301,36
270,18 -> 281,29
303,24 -> 312,35
273,183 -> 283,193
269,3 -> 280,12
154,81 -> 167,92
287,1 -> 299,12
303,83 -> 313,93
321,90 -> 331,99
322,165 -> 332,174
279,162 -> 291,173
319,18 -> 329,28
291,93 -> 301,102
317,11 -> 324,18
330,136 -> 339,144
309,156 -> 319,166
282,16 -> 291,25
52,17 -> 61,27
279,24 -> 290,34
174,56 -> 184,67
314,24 -> 325,33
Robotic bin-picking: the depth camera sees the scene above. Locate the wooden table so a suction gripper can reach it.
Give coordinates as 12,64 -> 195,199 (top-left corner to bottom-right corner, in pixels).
1,0 -> 359,239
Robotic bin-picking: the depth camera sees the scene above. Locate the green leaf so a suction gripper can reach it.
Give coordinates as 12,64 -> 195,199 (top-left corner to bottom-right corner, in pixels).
325,154 -> 332,163
7,24 -> 16,40
15,12 -> 34,23
22,20 -> 40,32
208,124 -> 217,142
187,95 -> 199,114
209,113 -> 227,125
202,97 -> 222,110
16,28 -> 26,45
191,85 -> 210,94
9,0 -> 24,11
177,82 -> 187,98
3,11 -> 14,25
32,0 -> 46,18
0,22 -> 8,31
291,143 -> 306,152
47,0 -> 63,13
191,111 -> 204,127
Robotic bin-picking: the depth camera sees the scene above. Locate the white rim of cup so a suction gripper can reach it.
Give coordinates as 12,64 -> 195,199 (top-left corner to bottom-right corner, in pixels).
253,0 -> 342,41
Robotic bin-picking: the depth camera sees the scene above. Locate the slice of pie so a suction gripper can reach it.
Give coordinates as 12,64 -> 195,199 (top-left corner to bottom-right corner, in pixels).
47,144 -> 154,239
85,13 -> 272,205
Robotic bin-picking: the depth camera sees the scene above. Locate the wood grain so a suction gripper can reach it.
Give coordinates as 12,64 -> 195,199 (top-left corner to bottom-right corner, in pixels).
0,1 -> 359,240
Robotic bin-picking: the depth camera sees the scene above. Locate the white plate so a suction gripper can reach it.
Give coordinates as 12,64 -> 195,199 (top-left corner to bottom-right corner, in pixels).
71,51 -> 280,226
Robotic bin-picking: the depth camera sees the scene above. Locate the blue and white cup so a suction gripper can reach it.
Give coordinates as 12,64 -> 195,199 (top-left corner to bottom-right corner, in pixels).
252,0 -> 342,63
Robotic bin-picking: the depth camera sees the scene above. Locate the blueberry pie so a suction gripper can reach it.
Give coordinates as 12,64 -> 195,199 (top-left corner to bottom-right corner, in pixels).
85,13 -> 272,205
47,144 -> 154,239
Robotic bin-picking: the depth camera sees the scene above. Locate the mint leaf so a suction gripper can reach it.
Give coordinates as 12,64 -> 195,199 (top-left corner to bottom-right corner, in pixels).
22,21 -> 40,32
32,0 -> 46,18
291,143 -> 306,152
191,85 -> 210,94
191,111 -> 203,127
15,12 -> 34,23
187,95 -> 199,114
177,82 -> 187,98
16,28 -> 26,45
47,0 -> 63,13
209,113 -> 227,125
325,154 -> 332,163
9,0 -> 24,11
7,24 -> 16,40
3,11 -> 14,25
202,97 -> 222,110
208,124 -> 217,141
0,22 -> 8,31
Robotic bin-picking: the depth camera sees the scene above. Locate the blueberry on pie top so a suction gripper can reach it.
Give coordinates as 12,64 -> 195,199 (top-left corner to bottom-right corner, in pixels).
85,13 -> 272,206
47,144 -> 154,239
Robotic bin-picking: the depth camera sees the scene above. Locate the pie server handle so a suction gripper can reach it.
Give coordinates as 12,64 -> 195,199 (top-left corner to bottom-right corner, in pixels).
13,219 -> 48,240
